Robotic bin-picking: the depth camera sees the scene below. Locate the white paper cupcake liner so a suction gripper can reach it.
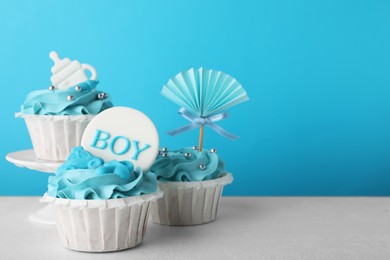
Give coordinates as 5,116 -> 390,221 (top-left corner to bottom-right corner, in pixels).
41,190 -> 163,252
150,173 -> 233,226
17,113 -> 94,161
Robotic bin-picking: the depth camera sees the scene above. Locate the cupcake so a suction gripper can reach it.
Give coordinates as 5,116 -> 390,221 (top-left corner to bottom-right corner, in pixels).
149,147 -> 232,225
18,51 -> 112,161
42,146 -> 162,252
149,68 -> 248,226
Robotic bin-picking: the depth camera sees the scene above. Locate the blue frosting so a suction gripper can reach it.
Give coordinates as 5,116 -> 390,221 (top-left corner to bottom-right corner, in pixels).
21,80 -> 113,115
48,147 -> 157,200
149,148 -> 226,182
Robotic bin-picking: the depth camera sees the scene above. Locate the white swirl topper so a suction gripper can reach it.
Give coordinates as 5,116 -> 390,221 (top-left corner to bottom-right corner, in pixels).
81,107 -> 159,171
49,51 -> 97,90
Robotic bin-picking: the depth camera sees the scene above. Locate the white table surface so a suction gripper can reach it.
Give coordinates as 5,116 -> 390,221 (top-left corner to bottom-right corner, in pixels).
0,197 -> 389,260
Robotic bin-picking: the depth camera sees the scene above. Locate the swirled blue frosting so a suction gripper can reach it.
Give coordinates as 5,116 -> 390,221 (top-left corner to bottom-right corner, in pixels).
48,146 -> 157,200
21,80 -> 113,115
148,148 -> 226,182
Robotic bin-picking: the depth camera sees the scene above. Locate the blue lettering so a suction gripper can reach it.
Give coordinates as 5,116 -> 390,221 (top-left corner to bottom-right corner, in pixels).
110,136 -> 131,155
132,140 -> 151,160
90,129 -> 110,150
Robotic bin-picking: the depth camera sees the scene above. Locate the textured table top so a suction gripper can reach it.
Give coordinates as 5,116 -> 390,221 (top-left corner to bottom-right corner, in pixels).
0,196 -> 389,260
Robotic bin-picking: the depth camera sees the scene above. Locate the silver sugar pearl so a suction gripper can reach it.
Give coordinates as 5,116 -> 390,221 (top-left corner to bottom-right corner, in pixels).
161,153 -> 168,157
75,85 -> 81,91
192,146 -> 198,150
161,147 -> 168,152
67,95 -> 74,101
97,92 -> 107,99
48,85 -> 55,91
199,164 -> 206,170
210,148 -> 217,153
158,150 -> 163,155
184,152 -> 191,158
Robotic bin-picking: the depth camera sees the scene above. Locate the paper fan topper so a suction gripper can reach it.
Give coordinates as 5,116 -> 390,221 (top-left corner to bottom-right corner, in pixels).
161,67 -> 249,151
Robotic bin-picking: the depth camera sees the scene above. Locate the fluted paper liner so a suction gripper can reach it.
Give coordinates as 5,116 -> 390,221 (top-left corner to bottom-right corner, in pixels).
41,190 -> 163,252
17,113 -> 94,161
150,173 -> 233,226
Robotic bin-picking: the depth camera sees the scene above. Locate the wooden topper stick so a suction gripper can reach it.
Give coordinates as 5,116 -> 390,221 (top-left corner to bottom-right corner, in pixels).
198,124 -> 204,151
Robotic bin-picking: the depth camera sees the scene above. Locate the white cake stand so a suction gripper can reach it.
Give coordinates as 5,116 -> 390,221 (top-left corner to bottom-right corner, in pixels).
6,150 -> 62,225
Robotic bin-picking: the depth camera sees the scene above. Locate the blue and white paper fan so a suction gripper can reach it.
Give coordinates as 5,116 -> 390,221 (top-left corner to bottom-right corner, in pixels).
161,68 -> 249,147
161,68 -> 249,117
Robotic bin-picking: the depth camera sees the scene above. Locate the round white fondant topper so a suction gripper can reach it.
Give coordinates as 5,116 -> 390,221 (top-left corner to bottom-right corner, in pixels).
81,107 -> 159,170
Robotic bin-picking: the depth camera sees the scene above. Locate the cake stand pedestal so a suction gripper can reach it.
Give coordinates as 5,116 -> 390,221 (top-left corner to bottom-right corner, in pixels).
5,150 -> 61,225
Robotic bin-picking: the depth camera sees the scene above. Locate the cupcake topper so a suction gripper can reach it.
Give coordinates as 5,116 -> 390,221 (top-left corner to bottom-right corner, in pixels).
81,107 -> 159,171
162,68 -> 249,151
49,51 -> 97,90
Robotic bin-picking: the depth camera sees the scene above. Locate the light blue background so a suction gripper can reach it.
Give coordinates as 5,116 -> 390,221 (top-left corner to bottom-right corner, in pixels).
1,0 -> 389,196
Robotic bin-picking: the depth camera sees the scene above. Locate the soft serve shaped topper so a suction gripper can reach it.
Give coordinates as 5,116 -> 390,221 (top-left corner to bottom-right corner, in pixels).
49,51 -> 97,90
80,107 -> 159,171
